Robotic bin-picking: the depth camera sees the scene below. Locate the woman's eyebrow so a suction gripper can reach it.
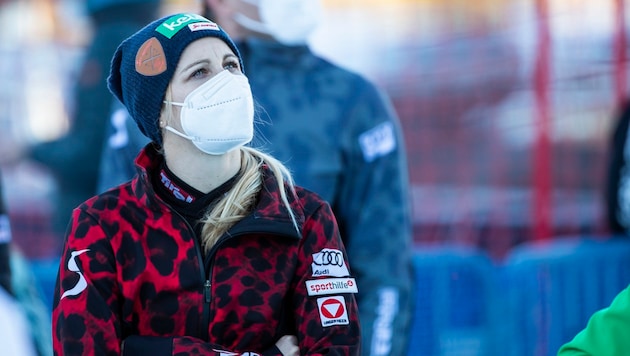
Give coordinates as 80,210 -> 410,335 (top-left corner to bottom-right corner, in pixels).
179,59 -> 210,74
224,53 -> 238,61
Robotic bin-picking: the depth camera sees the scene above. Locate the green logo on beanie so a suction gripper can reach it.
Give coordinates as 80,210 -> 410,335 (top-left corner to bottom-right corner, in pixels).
156,13 -> 209,39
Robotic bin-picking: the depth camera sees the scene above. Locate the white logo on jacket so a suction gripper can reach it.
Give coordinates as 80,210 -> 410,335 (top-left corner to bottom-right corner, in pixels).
61,249 -> 90,299
317,296 -> 350,327
306,277 -> 358,296
212,350 -> 260,356
358,121 -> 396,162
311,248 -> 349,277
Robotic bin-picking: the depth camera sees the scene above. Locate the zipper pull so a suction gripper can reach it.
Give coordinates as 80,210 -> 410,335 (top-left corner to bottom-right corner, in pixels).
204,280 -> 211,303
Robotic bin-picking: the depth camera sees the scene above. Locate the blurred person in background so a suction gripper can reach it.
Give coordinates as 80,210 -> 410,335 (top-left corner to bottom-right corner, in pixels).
54,13 -> 360,355
0,285 -> 37,356
1,169 -> 50,356
29,0 -> 162,237
606,101 -> 630,236
97,1 -> 415,354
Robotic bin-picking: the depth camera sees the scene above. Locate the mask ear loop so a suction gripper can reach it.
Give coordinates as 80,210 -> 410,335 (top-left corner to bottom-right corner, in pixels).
160,86 -> 175,130
160,86 -> 199,142
160,86 -> 183,139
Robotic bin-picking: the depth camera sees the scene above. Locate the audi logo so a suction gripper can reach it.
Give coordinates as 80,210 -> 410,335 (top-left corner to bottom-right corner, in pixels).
313,250 -> 345,267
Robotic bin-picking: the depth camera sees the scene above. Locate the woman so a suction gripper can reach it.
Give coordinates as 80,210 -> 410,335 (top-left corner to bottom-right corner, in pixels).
52,13 -> 361,355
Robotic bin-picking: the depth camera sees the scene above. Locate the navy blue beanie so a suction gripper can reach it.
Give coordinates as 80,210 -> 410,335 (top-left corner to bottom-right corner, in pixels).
107,13 -> 244,145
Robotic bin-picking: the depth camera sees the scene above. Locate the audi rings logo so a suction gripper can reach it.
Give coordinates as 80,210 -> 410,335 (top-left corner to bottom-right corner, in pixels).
311,248 -> 350,277
313,250 -> 344,267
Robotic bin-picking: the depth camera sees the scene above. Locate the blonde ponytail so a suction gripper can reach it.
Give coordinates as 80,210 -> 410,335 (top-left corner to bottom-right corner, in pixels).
199,146 -> 299,254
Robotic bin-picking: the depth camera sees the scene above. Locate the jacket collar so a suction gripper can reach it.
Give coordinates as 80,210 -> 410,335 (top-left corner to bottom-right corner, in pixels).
132,144 -> 304,240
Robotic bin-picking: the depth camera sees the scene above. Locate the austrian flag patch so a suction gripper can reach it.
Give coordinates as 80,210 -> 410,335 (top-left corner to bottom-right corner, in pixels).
317,296 -> 350,327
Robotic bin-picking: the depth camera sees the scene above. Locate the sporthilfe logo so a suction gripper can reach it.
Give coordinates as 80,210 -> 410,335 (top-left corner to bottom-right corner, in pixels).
306,277 -> 358,296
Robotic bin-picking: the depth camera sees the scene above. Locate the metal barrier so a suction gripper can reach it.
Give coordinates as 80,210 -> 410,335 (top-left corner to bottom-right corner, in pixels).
502,237 -> 630,356
408,245 -> 500,356
407,237 -> 630,356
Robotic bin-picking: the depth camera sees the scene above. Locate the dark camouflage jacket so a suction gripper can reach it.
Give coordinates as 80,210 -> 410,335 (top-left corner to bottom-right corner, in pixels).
54,146 -> 361,355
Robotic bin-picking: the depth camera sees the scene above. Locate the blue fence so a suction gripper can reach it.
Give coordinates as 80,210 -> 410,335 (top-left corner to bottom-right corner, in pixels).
408,246 -> 500,356
408,237 -> 630,356
502,237 -> 630,356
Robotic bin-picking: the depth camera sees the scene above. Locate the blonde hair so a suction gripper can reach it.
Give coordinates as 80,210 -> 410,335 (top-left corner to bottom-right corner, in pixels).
199,147 -> 299,253
161,87 -> 300,255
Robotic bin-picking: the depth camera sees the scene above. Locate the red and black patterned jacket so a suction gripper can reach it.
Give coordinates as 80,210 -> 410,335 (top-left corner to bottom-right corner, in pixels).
52,147 -> 361,355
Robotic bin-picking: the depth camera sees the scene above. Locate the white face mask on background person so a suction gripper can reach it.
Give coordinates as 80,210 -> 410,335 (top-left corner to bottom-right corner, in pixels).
163,70 -> 254,155
234,0 -> 322,45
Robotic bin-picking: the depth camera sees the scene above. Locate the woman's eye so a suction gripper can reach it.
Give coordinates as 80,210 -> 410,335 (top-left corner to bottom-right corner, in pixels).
224,60 -> 240,72
190,68 -> 208,79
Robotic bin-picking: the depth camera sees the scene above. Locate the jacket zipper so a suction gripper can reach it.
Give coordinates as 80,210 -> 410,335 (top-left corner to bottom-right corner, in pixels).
169,211 -> 248,342
165,208 -> 211,341
198,232 -> 244,342
194,230 -> 211,342
203,277 -> 212,338
201,231 -> 250,335
203,280 -> 211,303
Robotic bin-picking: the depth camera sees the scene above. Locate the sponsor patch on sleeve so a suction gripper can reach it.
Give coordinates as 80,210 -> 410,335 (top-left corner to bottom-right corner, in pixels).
306,277 -> 358,296
358,121 -> 397,162
311,248 -> 350,277
317,296 -> 350,327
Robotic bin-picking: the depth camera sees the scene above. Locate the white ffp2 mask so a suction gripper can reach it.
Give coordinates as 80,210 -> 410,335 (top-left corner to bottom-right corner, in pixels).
234,0 -> 322,45
164,70 -> 254,155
